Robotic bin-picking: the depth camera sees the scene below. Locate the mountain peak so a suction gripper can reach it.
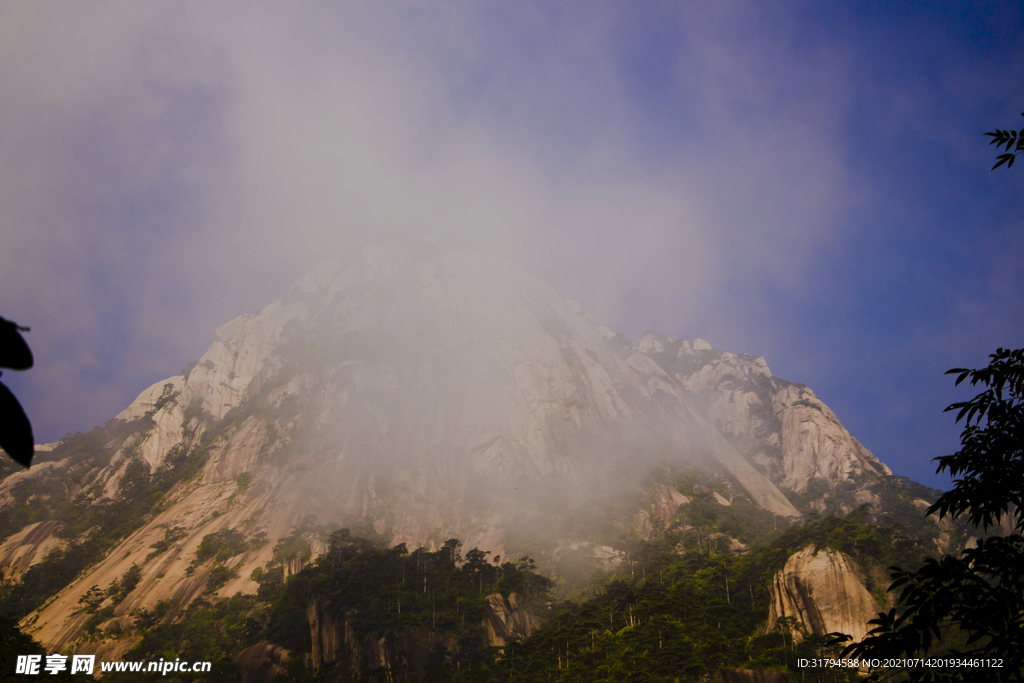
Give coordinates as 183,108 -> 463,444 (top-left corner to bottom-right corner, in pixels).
0,246 -> 906,654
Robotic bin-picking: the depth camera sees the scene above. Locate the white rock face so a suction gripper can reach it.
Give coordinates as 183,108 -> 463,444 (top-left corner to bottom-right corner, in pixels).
0,521 -> 64,581
766,545 -> 880,642
122,244 -> 798,525
638,334 -> 891,497
773,385 -> 891,492
673,347 -> 773,439
115,376 -> 184,423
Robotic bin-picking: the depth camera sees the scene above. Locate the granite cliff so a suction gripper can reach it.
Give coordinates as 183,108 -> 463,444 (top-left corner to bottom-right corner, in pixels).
637,331 -> 891,500
765,545 -> 881,643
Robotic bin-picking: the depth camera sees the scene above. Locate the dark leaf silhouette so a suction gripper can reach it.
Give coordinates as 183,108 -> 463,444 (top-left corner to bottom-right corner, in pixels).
0,314 -> 33,466
0,316 -> 32,370
0,380 -> 33,467
984,112 -> 1024,170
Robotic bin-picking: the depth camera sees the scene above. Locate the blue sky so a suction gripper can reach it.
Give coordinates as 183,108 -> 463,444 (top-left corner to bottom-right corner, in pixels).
2,2 -> 1022,489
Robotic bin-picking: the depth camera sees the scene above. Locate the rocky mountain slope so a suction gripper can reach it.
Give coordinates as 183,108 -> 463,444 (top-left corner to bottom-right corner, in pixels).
0,242 -> 935,661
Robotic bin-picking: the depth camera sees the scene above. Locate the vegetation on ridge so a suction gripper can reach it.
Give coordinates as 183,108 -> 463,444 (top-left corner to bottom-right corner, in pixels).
0,414 -> 213,620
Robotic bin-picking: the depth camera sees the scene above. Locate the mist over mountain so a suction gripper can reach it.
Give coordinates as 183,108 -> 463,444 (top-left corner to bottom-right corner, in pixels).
0,242 -> 941,674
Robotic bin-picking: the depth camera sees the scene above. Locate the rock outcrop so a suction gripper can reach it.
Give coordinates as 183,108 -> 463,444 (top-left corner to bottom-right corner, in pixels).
0,521 -> 63,581
304,595 -> 459,679
766,545 -> 880,642
307,597 -> 358,674
482,592 -> 544,647
637,332 -> 891,500
772,384 -> 890,493
632,483 -> 692,539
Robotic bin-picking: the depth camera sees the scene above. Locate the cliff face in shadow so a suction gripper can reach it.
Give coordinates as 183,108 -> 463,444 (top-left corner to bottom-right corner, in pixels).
235,591 -> 537,683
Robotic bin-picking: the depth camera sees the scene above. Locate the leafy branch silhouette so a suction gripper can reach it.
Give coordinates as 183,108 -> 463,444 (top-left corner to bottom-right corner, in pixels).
985,112 -> 1024,170
0,316 -> 34,467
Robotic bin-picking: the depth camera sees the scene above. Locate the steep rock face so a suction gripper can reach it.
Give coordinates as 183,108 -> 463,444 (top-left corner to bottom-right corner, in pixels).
298,592 -> 537,678
0,521 -> 63,581
772,384 -> 890,493
305,596 -> 459,680
307,597 -> 358,674
765,545 -> 880,642
130,243 -> 799,536
638,332 -> 891,496
482,592 -> 543,648
0,460 -> 65,507
115,377 -> 187,475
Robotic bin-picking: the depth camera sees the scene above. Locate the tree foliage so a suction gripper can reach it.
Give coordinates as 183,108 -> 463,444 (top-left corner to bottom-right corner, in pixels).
119,517 -> 880,682
932,348 -> 1024,533
0,612 -> 89,681
843,348 -> 1024,682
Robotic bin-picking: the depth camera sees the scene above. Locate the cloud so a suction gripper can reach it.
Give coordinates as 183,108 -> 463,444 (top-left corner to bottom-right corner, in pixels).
6,1 -> 1019,494
0,2 -> 860,442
